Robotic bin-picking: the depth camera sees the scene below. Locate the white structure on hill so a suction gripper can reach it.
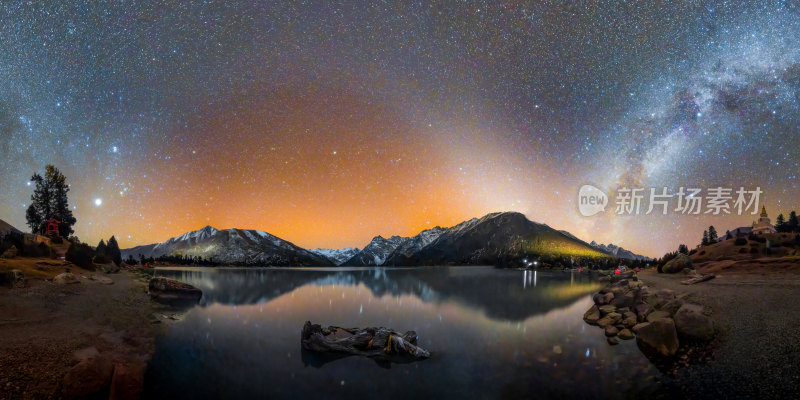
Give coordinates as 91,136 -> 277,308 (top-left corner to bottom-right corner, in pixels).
752,206 -> 777,235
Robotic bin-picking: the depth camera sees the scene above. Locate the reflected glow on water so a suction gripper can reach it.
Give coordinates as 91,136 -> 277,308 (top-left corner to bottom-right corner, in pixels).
144,267 -> 662,399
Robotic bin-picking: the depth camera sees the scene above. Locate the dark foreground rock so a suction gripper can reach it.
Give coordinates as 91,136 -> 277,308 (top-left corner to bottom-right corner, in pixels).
301,321 -> 430,361
583,270 -> 715,362
636,318 -> 680,357
148,277 -> 202,303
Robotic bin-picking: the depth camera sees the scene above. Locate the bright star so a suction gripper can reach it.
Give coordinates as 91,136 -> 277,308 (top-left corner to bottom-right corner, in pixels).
94,198 -> 103,207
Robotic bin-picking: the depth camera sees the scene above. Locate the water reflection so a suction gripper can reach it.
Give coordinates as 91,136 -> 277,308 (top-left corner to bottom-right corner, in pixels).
155,267 -> 603,321
145,267 -> 662,399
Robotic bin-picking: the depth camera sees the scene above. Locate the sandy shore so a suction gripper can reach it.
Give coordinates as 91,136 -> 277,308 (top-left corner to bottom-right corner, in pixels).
0,268 -> 160,399
639,269 -> 800,399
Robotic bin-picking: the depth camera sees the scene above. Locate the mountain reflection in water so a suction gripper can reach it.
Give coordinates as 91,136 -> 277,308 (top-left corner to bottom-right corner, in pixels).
145,267 -> 663,399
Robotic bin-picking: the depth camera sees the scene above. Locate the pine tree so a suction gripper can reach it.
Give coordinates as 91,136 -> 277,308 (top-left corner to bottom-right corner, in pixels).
678,244 -> 688,254
702,230 -> 709,246
47,165 -> 77,237
725,230 -> 732,240
24,165 -> 76,236
708,226 -> 718,243
789,211 -> 799,233
106,236 -> 122,266
96,239 -> 107,257
775,213 -> 786,232
26,173 -> 52,233
25,204 -> 43,234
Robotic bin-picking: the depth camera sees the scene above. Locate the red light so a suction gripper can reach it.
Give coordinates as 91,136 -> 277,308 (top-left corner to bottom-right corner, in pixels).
614,269 -> 620,275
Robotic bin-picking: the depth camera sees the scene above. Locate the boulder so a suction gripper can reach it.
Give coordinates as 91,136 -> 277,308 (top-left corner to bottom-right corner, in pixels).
54,272 -> 80,285
634,303 -> 653,322
598,305 -> 616,315
109,361 -> 146,400
622,314 -> 638,328
618,329 -> 634,340
583,305 -> 601,324
663,254 -> 692,274
601,292 -> 614,304
659,298 -> 685,316
632,322 -> 650,334
636,318 -> 680,357
606,312 -> 622,324
611,291 -> 636,308
646,310 -> 672,322
62,353 -> 115,399
607,336 -> 619,345
596,316 -> 616,328
646,289 -> 676,309
673,303 -> 714,341
592,293 -> 606,305
604,326 -> 619,337
97,263 -> 120,274
1,245 -> 18,258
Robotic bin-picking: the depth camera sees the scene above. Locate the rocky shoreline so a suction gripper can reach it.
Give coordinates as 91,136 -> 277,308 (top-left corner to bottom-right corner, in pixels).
583,272 -> 715,359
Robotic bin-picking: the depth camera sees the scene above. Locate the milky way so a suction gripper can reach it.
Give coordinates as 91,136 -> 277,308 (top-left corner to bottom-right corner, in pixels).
1,1 -> 798,257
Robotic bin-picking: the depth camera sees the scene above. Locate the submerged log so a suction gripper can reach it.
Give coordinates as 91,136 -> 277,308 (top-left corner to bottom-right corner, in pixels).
301,321 -> 430,361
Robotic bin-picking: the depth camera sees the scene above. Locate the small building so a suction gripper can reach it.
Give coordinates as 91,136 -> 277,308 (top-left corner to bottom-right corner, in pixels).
752,206 -> 777,235
44,218 -> 61,236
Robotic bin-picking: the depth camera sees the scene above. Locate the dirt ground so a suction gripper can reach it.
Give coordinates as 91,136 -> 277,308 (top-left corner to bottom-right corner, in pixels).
0,260 -> 161,400
640,269 -> 800,399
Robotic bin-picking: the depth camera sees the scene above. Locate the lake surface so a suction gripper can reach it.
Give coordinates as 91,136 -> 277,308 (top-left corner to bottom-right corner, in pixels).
144,266 -> 665,399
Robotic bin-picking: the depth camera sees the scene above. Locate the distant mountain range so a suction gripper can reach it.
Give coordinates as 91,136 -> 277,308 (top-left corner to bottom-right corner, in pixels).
121,226 -> 332,266
309,248 -> 360,266
558,231 -> 650,261
121,212 -> 645,267
588,242 -> 651,261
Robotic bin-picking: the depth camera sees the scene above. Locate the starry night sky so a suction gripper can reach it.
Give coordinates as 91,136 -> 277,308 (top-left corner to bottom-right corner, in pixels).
1,1 -> 799,257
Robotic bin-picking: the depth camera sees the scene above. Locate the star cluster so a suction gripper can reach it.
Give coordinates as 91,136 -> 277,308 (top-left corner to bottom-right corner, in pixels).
1,1 -> 798,257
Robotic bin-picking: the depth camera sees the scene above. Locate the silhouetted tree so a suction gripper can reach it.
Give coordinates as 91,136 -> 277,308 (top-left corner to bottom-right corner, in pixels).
776,213 -> 786,232
106,236 -> 122,266
725,230 -> 732,240
701,230 -> 709,246
708,226 -> 718,243
25,165 -> 77,235
678,244 -> 689,254
789,211 -> 799,233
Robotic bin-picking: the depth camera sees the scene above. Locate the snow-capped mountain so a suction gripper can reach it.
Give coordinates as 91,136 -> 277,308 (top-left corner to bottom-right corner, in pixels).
309,247 -> 360,265
589,241 -> 650,261
393,212 -> 609,266
121,226 -> 333,266
383,226 -> 447,266
341,235 -> 410,266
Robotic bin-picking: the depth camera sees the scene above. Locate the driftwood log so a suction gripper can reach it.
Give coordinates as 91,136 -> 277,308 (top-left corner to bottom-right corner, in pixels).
301,321 -> 430,361
681,274 -> 715,285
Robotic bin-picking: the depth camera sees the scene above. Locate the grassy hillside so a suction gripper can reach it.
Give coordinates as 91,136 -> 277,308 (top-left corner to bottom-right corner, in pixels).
690,233 -> 800,274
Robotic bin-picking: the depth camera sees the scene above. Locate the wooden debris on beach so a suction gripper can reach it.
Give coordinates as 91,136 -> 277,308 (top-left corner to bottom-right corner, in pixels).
301,321 -> 430,361
681,274 -> 715,285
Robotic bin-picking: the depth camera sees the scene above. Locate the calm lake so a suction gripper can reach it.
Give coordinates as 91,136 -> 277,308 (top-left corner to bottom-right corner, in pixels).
144,266 -> 665,399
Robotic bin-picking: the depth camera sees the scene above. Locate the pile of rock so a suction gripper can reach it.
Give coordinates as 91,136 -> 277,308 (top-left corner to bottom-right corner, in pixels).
583,274 -> 714,357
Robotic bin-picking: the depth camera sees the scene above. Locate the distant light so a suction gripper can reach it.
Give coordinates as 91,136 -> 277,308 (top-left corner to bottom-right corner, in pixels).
332,150 -> 337,155
26,182 -> 31,186
112,146 -> 118,153
94,198 -> 103,207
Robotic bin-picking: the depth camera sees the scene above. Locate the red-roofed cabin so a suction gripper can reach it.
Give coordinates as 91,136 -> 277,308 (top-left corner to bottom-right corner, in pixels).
44,218 -> 61,236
